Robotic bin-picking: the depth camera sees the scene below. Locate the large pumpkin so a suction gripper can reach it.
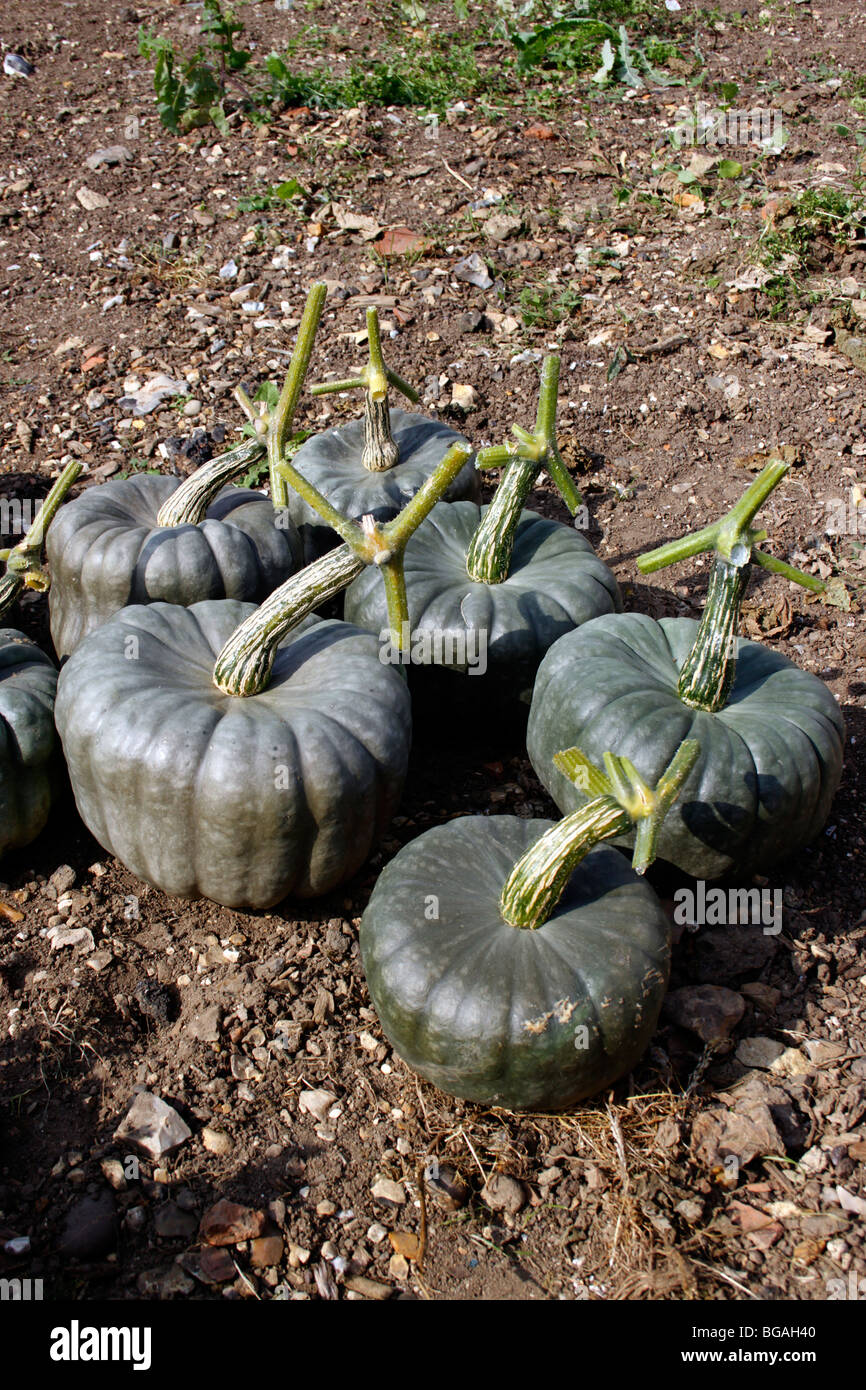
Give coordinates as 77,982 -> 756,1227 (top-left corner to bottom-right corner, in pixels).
344,500 -> 620,701
284,408 -> 480,561
54,601 -> 411,908
527,613 -> 844,880
0,630 -> 60,856
361,816 -> 672,1111
47,444 -> 301,658
359,741 -> 698,1111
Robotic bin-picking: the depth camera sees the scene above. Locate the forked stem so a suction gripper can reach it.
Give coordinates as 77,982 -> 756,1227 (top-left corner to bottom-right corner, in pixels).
310,308 -> 419,472
0,459 -> 82,620
637,460 -> 824,713
499,740 -> 699,930
465,356 -> 582,585
213,442 -> 472,696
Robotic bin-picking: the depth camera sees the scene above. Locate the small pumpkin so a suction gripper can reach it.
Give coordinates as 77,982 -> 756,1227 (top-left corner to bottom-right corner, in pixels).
282,309 -> 480,560
0,460 -> 81,854
47,441 -> 302,658
344,357 -> 620,705
527,462 -> 845,879
360,741 -> 697,1111
55,444 -> 472,909
0,630 -> 60,856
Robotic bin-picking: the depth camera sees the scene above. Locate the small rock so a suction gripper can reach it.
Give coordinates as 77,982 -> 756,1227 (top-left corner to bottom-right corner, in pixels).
692,926 -> 777,983
343,1274 -> 393,1300
49,864 -> 77,896
86,145 -> 133,171
481,1173 -> 525,1215
675,1198 -> 704,1222
371,1177 -> 405,1206
189,1005 -> 221,1043
740,982 -> 781,1012
58,1191 -> 116,1259
200,1199 -> 267,1247
76,187 -> 110,211
201,1127 -> 232,1156
736,1036 -> 785,1069
182,399 -> 202,418
250,1235 -> 284,1268
691,1099 -> 785,1168
48,925 -> 95,954
664,985 -> 745,1044
459,309 -> 484,334
115,1091 -> 192,1159
162,230 -> 180,251
537,1166 -> 562,1188
134,979 -> 177,1024
288,1243 -> 311,1267
316,1199 -> 337,1217
298,1089 -> 336,1123
450,383 -> 477,411
804,1039 -> 846,1065
118,373 -> 187,416
4,54 -> 34,78
424,1162 -> 469,1212
453,252 -> 492,289
100,1159 -> 128,1191
181,1244 -> 236,1285
770,1047 -> 814,1079
154,1203 -> 198,1240
366,1222 -> 388,1244
484,212 -> 522,243
219,259 -> 238,279
388,1252 -> 409,1280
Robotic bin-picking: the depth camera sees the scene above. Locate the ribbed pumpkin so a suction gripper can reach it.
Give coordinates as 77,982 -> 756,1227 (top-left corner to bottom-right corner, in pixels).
0,460 -> 81,854
361,742 -> 697,1111
281,310 -> 479,560
47,441 -> 301,658
344,356 -> 619,705
0,630 -> 60,856
528,463 -> 844,879
54,443 -> 472,909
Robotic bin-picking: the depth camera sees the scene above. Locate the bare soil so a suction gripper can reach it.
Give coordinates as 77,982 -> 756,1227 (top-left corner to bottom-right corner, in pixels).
1,0 -> 865,1303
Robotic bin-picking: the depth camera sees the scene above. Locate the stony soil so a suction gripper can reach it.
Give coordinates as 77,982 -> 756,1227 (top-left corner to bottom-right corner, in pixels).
0,0 -> 865,1302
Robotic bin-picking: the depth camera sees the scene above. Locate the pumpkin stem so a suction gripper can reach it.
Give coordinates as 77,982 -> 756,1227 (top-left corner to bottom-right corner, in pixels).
499,739 -> 699,929
310,308 -> 420,472
465,356 -> 583,585
636,459 -> 825,714
269,282 -> 328,509
155,438 -> 268,528
214,442 -> 472,695
0,458 -> 82,621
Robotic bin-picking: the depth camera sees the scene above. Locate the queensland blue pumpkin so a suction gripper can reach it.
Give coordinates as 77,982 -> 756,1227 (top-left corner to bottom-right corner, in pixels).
46,442 -> 301,658
528,462 -> 844,880
344,356 -> 620,706
360,741 -> 698,1111
281,309 -> 480,560
54,444 -> 472,909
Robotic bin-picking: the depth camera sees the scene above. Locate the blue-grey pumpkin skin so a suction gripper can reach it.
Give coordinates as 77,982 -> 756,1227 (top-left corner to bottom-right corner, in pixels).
344,501 -> 622,701
285,409 -> 481,561
527,612 -> 845,881
0,630 -> 59,856
54,601 -> 412,909
47,473 -> 302,658
361,816 -> 671,1112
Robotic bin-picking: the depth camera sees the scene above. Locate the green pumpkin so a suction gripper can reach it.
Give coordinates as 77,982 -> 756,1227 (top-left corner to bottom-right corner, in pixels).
0,630 -> 60,856
344,500 -> 621,701
361,815 -> 671,1111
54,601 -> 411,908
284,409 -> 481,561
527,611 -> 844,880
47,469 -> 301,658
